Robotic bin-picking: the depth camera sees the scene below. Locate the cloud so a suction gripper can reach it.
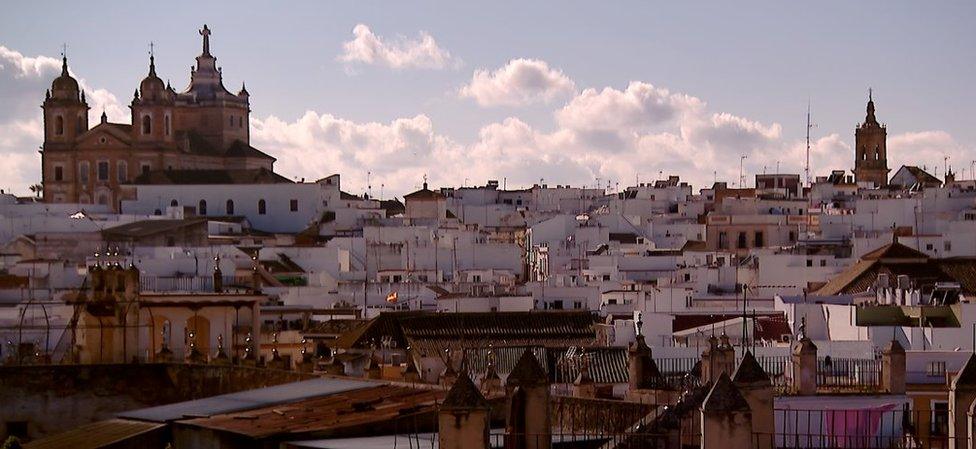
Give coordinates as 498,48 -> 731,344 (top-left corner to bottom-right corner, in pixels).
0,45 -> 126,194
888,131 -> 968,177
1,45 -> 969,198
556,82 -> 703,132
459,58 -> 575,107
338,24 -> 456,70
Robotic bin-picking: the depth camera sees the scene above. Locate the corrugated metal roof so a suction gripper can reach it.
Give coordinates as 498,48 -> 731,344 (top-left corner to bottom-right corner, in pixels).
179,384 -> 445,439
118,377 -> 377,423
24,419 -> 164,449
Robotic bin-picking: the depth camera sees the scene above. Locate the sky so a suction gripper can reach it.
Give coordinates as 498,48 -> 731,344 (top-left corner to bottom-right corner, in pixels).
1,1 -> 974,197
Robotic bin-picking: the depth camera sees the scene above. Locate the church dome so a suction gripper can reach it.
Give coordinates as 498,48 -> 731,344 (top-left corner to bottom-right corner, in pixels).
138,55 -> 167,100
51,56 -> 80,97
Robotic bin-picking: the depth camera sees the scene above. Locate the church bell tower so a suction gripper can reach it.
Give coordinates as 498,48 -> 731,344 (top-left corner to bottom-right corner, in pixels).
853,90 -> 889,187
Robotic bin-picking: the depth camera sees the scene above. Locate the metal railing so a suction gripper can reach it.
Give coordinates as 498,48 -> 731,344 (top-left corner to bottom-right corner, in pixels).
816,357 -> 882,392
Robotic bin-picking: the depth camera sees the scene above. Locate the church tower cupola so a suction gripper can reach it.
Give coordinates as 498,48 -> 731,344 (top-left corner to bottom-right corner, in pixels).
853,89 -> 889,187
133,45 -> 175,143
43,53 -> 89,144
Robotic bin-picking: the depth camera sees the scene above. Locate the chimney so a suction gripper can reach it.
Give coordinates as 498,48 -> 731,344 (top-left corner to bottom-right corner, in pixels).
572,352 -> 596,399
791,336 -> 817,395
439,372 -> 491,449
733,351 -> 774,438
701,373 -> 754,449
505,348 -> 551,449
882,339 -> 906,394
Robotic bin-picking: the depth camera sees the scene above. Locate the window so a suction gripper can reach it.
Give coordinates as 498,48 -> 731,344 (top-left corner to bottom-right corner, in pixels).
170,199 -> 178,207
789,231 -> 797,242
945,241 -> 952,252
226,199 -> 234,215
552,300 -> 564,310
927,361 -> 947,377
754,231 -> 764,247
97,161 -> 109,181
142,115 -> 151,135
737,232 -> 747,249
164,115 -> 171,136
198,200 -> 207,215
258,199 -> 267,215
926,243 -> 934,251
76,115 -> 84,134
820,259 -> 826,267
931,401 -> 949,435
141,163 -> 151,176
55,115 -> 64,135
5,421 -> 27,439
574,301 -> 582,309
54,165 -> 64,182
117,161 -> 127,182
79,161 -> 90,183
229,116 -> 234,126
806,259 -> 813,267
718,232 -> 728,249
290,199 -> 299,212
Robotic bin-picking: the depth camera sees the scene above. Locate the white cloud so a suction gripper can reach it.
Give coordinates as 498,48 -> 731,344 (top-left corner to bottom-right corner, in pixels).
1,45 -> 970,198
459,58 -> 575,107
888,131 -> 969,178
338,24 -> 456,70
556,82 -> 703,132
0,45 -> 126,194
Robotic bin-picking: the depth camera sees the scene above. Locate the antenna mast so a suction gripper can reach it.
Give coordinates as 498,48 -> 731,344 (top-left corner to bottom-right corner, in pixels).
805,100 -> 812,187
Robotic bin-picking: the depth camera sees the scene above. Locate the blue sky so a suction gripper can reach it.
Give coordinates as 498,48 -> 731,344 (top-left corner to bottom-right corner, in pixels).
1,1 -> 974,195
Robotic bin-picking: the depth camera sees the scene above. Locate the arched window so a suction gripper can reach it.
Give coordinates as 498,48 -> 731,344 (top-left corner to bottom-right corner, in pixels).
164,115 -> 171,136
142,115 -> 152,135
170,199 -> 178,207
226,199 -> 234,215
55,115 -> 64,135
198,200 -> 207,215
76,115 -> 84,134
258,199 -> 266,215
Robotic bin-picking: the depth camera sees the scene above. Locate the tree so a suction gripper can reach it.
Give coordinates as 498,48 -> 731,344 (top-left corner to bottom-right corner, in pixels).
28,183 -> 43,198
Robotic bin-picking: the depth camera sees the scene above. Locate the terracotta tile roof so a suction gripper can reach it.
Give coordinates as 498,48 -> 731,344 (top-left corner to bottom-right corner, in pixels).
336,311 -> 598,353
101,218 -> 208,239
133,167 -> 291,185
815,256 -> 976,296
403,188 -> 444,200
861,241 -> 929,261
224,139 -> 275,160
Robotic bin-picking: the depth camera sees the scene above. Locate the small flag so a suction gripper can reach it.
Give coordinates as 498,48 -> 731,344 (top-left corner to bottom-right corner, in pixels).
386,291 -> 398,303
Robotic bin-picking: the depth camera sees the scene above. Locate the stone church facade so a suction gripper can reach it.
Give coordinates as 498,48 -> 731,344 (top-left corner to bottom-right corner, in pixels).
41,25 -> 275,211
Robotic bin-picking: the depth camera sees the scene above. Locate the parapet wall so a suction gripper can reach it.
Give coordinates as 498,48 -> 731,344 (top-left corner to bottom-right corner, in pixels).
0,363 -> 314,441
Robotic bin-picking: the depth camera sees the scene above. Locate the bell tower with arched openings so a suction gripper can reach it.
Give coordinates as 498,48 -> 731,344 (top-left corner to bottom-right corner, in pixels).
853,89 -> 889,187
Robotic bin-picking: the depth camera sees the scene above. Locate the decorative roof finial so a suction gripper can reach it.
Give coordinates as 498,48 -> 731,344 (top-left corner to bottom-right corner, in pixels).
60,43 -> 69,76
101,110 -> 107,124
148,42 -> 156,76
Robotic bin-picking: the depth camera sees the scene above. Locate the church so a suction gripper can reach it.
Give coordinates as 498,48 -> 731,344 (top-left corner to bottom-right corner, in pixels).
40,25 -> 277,211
